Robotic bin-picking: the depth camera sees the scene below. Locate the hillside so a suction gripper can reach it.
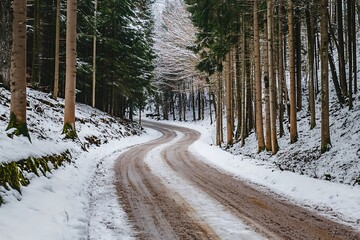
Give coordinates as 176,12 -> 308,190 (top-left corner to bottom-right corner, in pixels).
226,89 -> 360,186
0,86 -> 142,204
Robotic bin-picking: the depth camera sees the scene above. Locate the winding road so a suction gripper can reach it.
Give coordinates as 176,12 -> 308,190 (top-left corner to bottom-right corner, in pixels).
115,121 -> 360,240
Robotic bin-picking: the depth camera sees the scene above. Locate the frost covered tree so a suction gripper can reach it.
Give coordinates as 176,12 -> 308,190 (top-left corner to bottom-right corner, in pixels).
153,0 -> 204,121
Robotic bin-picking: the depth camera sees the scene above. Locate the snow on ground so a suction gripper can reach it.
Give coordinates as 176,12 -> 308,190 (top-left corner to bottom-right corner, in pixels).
0,86 -> 161,240
147,118 -> 360,230
0,132 -> 160,240
1,84 -> 359,239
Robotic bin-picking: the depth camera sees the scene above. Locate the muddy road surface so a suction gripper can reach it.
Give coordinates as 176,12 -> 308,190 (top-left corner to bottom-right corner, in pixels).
115,121 -> 360,240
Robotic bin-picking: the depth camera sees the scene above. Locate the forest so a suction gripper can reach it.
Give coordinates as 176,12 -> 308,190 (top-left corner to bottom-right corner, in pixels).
0,0 -> 360,239
0,0 -> 154,139
153,0 -> 360,156
1,0 -> 359,155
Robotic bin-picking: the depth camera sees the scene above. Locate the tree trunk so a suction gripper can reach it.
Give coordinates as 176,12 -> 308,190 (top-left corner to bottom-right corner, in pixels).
328,46 -> 345,104
7,0 -> 30,140
216,71 -> 223,146
306,5 -> 316,129
197,86 -> 201,120
351,0 -> 357,96
288,0 -> 298,143
53,0 -> 61,100
0,0 -> 12,89
32,0 -> 41,87
268,0 -> 279,154
278,0 -> 285,137
225,52 -> 233,145
254,0 -> 265,152
92,0 -> 97,108
241,24 -> 247,147
192,81 -> 196,121
235,42 -> 242,140
264,15 -> 272,151
321,0 -> 331,153
347,0 -> 353,110
295,10 -> 302,111
63,0 -> 78,138
337,0 -> 347,96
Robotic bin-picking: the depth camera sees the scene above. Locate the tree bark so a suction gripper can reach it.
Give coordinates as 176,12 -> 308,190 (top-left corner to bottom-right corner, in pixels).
225,52 -> 233,145
264,15 -> 272,151
32,0 -> 41,87
254,0 -> 265,152
306,5 -> 316,129
278,0 -> 285,136
295,9 -> 302,111
347,0 -> 353,110
321,0 -> 331,153
0,0 -> 12,89
268,0 -> 279,154
288,0 -> 298,143
53,0 -> 61,100
337,0 -> 347,96
7,0 -> 30,140
63,0 -> 78,138
216,71 -> 223,145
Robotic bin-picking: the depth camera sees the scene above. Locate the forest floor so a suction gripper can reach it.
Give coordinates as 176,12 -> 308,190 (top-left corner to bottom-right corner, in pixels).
0,86 -> 359,239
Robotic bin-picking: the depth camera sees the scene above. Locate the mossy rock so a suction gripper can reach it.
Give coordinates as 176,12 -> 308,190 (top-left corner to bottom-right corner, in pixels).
0,151 -> 71,207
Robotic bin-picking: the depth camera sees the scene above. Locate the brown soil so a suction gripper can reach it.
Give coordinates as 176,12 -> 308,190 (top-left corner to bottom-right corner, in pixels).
115,121 -> 360,240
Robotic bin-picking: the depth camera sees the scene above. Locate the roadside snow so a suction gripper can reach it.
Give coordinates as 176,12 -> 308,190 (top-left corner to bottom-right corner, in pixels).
0,130 -> 160,240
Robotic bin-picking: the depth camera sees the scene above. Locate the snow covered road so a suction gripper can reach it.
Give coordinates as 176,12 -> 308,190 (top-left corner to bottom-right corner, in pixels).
115,121 -> 360,239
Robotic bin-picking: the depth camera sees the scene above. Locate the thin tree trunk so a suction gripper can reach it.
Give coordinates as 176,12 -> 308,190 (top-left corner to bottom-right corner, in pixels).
92,0 -> 97,108
288,0 -> 298,143
0,0 -> 12,89
197,86 -> 201,120
306,5 -> 316,129
53,0 -> 61,100
328,47 -> 345,104
295,10 -> 302,111
216,71 -> 223,145
268,0 -> 279,154
32,0 -> 41,87
235,42 -> 242,140
264,15 -> 272,151
337,0 -> 347,96
278,0 -> 285,136
348,0 -> 353,110
192,80 -> 196,121
63,0 -> 78,138
225,52 -> 233,145
241,22 -> 247,147
321,0 -> 331,153
254,0 -> 265,152
351,0 -> 357,95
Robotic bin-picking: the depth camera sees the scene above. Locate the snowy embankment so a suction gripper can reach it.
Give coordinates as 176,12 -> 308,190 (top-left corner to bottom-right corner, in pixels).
0,87 -> 160,239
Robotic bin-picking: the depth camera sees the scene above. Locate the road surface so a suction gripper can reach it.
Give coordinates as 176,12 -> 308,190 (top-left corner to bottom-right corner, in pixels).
115,121 -> 360,240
